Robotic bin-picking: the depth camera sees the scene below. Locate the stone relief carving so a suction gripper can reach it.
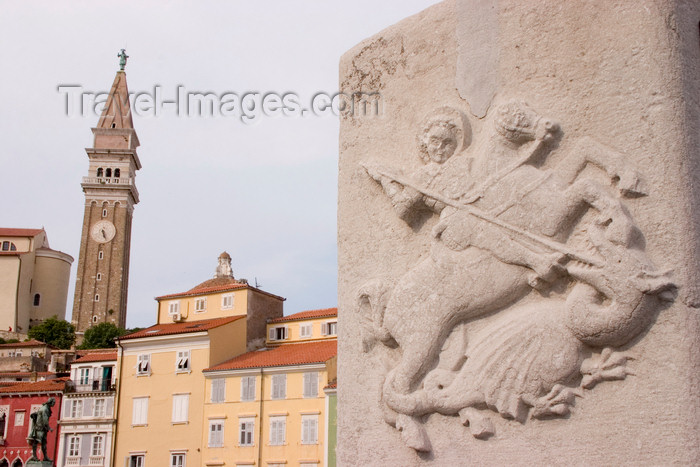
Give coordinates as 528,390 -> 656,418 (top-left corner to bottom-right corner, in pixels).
358,101 -> 676,452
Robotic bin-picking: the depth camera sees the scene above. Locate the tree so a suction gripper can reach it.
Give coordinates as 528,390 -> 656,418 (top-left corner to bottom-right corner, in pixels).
78,323 -> 128,349
27,316 -> 75,349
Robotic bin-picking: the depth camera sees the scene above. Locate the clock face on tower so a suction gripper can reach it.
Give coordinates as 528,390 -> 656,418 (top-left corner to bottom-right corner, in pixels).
90,220 -> 116,243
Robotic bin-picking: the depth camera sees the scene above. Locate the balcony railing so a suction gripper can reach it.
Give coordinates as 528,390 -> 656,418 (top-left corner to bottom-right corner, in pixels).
81,176 -> 132,185
66,457 -> 80,466
72,378 -> 116,393
89,455 -> 105,466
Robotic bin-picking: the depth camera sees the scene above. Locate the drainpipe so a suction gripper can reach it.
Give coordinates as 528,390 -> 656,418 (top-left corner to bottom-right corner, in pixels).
257,368 -> 263,467
53,390 -> 62,464
112,339 -> 124,467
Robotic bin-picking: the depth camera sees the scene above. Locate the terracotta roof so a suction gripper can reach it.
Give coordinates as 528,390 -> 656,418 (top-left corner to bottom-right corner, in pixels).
72,350 -> 117,363
325,379 -> 337,389
119,316 -> 244,340
0,372 -> 54,378
0,339 -> 56,349
0,251 -> 23,256
155,280 -> 247,300
156,281 -> 285,302
0,228 -> 43,237
205,340 -> 337,372
268,308 -> 338,324
0,378 -> 67,394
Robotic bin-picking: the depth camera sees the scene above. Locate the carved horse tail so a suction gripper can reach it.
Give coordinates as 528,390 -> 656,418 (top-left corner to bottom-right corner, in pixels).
357,279 -> 395,352
565,263 -> 676,348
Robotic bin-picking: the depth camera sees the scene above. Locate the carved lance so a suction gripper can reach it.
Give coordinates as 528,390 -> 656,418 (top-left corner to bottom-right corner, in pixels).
364,164 -> 603,268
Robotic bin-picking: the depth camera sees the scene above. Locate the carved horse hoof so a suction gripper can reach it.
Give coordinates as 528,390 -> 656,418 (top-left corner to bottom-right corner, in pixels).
459,407 -> 494,439
396,414 -> 431,452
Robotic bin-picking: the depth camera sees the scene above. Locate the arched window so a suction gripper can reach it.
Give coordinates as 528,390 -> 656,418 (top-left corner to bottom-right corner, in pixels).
97,167 -> 103,177
1,242 -> 15,252
12,458 -> 22,467
0,459 -> 8,467
114,168 -> 121,178
33,294 -> 40,307
105,168 -> 112,178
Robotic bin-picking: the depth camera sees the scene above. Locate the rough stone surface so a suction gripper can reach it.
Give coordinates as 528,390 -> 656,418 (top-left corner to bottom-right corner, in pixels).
337,1 -> 700,464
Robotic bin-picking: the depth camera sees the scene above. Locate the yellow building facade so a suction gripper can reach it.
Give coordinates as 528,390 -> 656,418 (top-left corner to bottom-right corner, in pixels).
201,308 -> 338,467
0,228 -> 73,334
112,253 -> 285,467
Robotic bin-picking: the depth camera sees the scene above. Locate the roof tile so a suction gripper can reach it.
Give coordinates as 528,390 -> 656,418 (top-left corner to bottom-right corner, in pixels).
0,340 -> 56,349
0,228 -> 44,237
268,308 -> 337,324
72,350 -> 117,363
0,378 -> 67,394
205,340 -> 337,372
119,316 -> 244,340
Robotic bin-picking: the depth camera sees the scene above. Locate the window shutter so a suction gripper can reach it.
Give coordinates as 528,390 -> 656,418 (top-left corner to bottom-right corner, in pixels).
321,323 -> 328,335
269,328 -> 275,340
284,326 -> 289,339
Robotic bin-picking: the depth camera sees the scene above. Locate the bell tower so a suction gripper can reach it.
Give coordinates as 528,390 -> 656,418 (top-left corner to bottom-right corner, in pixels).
71,51 -> 141,333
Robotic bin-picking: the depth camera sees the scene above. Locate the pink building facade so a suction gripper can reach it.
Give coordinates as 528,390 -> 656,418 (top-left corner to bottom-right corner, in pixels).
0,379 -> 65,466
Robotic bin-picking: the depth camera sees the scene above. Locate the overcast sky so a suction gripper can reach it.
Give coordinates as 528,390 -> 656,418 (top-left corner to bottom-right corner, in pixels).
0,1 -> 441,328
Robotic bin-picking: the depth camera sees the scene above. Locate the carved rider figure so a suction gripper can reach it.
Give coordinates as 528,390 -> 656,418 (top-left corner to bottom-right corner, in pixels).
361,100 -> 673,452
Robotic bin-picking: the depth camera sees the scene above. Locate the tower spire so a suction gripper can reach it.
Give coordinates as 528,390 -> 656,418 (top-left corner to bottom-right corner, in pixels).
96,69 -> 134,132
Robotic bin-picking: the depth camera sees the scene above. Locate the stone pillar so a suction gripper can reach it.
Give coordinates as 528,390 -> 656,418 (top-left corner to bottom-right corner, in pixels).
337,1 -> 700,464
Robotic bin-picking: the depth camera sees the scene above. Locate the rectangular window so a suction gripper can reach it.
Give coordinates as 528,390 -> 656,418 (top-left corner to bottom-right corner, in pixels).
240,376 -> 255,402
195,297 -> 206,312
68,435 -> 81,457
239,418 -> 254,446
15,350 -> 21,357
14,411 -> 24,426
94,398 -> 106,417
96,273 -> 102,281
129,455 -> 144,467
271,374 -> 286,400
91,434 -> 104,456
98,251 -> 104,260
303,372 -> 319,398
172,394 -> 189,424
94,294 -> 100,302
208,420 -> 224,447
170,453 -> 186,467
79,367 -> 90,385
299,323 -> 312,338
176,350 -> 190,372
269,416 -> 286,446
137,354 -> 150,375
268,326 -> 288,341
322,321 -> 338,336
221,294 -> 233,309
168,302 -> 180,315
211,378 -> 225,403
70,399 -> 83,418
132,397 -> 148,426
301,415 -> 319,445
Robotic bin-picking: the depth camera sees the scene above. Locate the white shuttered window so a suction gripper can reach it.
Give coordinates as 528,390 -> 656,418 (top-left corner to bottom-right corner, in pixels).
240,376 -> 255,401
172,394 -> 189,423
211,378 -> 225,403
269,416 -> 286,445
209,420 -> 224,447
271,374 -> 286,399
301,415 -> 318,444
303,372 -> 319,398
132,397 -> 148,425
